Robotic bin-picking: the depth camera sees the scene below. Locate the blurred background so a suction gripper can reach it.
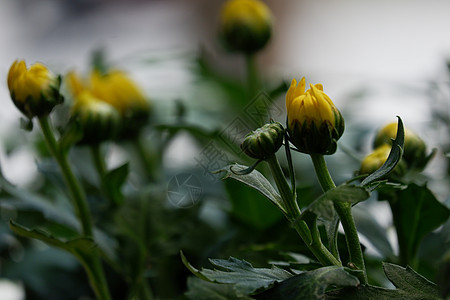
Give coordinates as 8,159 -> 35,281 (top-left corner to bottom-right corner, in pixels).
0,0 -> 449,298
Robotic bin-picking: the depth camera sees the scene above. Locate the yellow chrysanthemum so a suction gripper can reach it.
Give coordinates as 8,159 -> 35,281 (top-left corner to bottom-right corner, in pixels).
219,0 -> 272,53
7,60 -> 63,118
286,77 -> 344,155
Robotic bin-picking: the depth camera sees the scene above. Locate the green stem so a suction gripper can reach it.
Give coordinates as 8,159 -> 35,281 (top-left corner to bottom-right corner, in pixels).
310,154 -> 368,284
38,116 -> 112,300
38,116 -> 93,237
245,54 -> 259,100
91,144 -> 107,179
266,155 -> 341,266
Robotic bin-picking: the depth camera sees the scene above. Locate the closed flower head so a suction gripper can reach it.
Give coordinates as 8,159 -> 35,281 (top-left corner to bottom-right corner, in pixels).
286,77 -> 344,155
360,144 -> 406,177
71,91 -> 121,144
241,122 -> 284,160
66,69 -> 150,137
219,0 -> 272,54
7,60 -> 63,118
373,122 -> 427,169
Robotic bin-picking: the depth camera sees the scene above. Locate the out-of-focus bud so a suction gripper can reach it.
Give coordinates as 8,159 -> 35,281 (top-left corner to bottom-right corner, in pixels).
71,91 -> 121,144
7,60 -> 63,119
219,0 -> 272,54
90,70 -> 151,135
286,77 -> 345,155
373,122 -> 428,169
66,69 -> 151,138
360,144 -> 406,177
241,122 -> 284,159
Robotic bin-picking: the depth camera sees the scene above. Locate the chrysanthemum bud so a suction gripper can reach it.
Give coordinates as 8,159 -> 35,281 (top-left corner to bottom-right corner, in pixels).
360,144 -> 406,177
7,60 -> 63,119
374,122 -> 428,169
219,0 -> 272,54
241,122 -> 284,159
90,70 -> 150,135
66,69 -> 150,138
71,91 -> 121,144
286,78 -> 345,155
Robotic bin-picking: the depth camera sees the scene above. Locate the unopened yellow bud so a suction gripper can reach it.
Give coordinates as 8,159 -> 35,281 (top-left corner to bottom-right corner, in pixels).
374,122 -> 427,169
71,91 -> 121,144
66,69 -> 150,137
360,144 -> 406,177
219,0 -> 272,54
286,78 -> 344,155
7,60 -> 63,118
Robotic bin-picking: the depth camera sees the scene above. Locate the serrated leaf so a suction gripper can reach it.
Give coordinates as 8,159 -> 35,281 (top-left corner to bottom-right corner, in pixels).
254,266 -> 360,300
182,253 -> 292,296
217,163 -> 285,214
389,183 -> 450,265
383,263 -> 440,298
361,117 -> 404,187
327,263 -> 441,300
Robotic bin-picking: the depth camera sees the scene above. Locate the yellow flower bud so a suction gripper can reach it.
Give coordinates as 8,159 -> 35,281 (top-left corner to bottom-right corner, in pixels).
286,78 -> 345,155
374,122 -> 427,168
90,70 -> 150,134
7,60 -> 63,118
241,122 -> 284,159
360,144 -> 406,177
71,91 -> 121,144
66,69 -> 150,137
219,0 -> 272,54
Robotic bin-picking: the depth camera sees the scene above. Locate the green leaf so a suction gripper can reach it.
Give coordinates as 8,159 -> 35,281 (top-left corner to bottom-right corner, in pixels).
0,170 -> 79,229
301,184 -> 370,250
104,162 -> 129,205
224,180 -> 283,229
390,183 -> 450,265
328,263 -> 441,299
254,266 -> 360,300
218,163 -> 285,214
361,116 -> 404,187
9,221 -> 97,261
352,205 -> 394,258
185,277 -> 253,300
303,184 -> 370,221
182,253 -> 292,296
383,263 -> 441,298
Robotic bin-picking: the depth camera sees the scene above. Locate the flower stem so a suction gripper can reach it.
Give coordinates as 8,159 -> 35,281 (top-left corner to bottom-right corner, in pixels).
310,154 -> 368,284
245,54 -> 259,100
266,155 -> 341,267
38,116 -> 93,236
38,116 -> 112,300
